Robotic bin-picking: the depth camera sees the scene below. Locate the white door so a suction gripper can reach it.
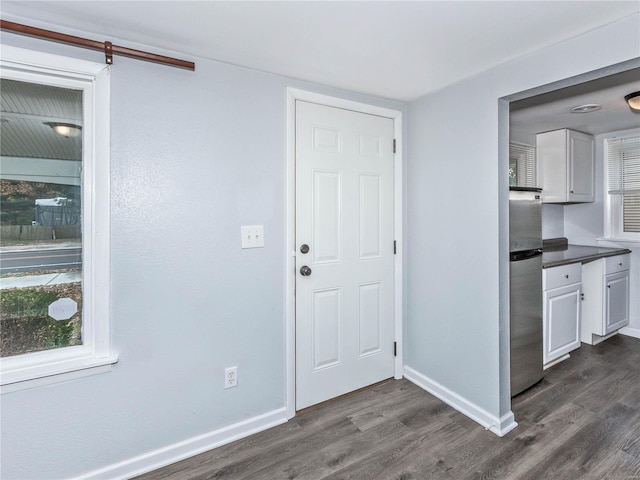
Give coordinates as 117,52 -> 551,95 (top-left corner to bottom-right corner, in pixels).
295,100 -> 395,410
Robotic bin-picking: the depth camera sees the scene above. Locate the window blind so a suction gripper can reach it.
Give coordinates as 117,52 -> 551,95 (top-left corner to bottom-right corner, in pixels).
509,142 -> 536,187
607,135 -> 640,233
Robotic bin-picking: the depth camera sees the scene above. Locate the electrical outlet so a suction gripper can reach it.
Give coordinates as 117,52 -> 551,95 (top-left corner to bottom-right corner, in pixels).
224,366 -> 238,389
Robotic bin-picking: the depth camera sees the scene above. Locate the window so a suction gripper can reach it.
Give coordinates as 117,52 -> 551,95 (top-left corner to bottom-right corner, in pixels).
605,134 -> 640,241
1,46 -> 115,388
509,142 -> 536,188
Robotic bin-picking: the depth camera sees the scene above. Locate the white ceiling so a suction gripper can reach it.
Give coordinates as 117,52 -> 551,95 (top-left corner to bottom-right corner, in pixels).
511,67 -> 640,137
1,1 -> 639,102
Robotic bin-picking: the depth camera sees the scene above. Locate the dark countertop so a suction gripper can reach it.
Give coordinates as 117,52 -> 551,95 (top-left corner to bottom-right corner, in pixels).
542,238 -> 631,269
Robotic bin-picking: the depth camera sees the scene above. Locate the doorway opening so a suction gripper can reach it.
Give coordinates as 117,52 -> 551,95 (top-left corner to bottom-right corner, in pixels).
499,58 -> 640,421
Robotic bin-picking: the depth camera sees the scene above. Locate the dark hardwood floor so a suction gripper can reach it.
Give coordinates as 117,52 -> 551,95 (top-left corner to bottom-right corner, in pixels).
135,334 -> 640,480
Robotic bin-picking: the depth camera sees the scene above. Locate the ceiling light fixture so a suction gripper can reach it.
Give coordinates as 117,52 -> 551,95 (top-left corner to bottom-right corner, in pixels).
44,122 -> 82,138
570,104 -> 602,114
624,91 -> 640,111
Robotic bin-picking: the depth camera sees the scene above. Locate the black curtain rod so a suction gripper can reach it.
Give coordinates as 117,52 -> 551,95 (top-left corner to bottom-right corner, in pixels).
1,19 -> 195,71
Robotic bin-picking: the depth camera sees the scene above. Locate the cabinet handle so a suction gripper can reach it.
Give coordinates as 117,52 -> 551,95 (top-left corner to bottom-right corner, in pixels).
619,263 -> 623,266
581,293 -> 584,300
565,274 -> 569,279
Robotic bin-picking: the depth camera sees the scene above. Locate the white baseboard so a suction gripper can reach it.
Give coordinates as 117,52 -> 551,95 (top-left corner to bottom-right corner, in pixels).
620,326 -> 640,339
403,366 -> 517,437
544,353 -> 570,370
74,407 -> 288,480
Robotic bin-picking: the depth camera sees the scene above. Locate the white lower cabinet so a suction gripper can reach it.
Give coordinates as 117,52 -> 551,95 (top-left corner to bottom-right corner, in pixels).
581,254 -> 630,345
543,263 -> 582,366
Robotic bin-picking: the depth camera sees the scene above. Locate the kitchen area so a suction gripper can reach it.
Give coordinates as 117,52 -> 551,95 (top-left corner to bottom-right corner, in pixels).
508,66 -> 640,396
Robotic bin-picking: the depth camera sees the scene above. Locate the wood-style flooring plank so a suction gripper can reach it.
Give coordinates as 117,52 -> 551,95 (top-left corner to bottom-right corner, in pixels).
188,416 -> 362,480
585,450 -> 640,480
467,401 -> 596,480
242,418 -> 415,480
516,402 -> 640,480
135,335 -> 640,480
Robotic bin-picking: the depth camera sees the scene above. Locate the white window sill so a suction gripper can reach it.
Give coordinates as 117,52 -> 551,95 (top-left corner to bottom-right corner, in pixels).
1,354 -> 118,394
597,237 -> 640,245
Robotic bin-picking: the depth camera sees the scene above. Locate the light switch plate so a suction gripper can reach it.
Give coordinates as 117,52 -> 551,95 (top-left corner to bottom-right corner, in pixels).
241,225 -> 264,248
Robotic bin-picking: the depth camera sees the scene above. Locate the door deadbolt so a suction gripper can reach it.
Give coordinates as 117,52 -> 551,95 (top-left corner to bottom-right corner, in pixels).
300,266 -> 312,276
300,244 -> 310,254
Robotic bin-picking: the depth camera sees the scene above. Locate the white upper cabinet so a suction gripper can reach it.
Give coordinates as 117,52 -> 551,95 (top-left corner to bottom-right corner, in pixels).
536,129 -> 595,203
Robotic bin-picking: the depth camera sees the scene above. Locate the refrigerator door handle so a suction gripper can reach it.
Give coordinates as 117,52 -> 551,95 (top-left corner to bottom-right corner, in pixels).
510,249 -> 543,262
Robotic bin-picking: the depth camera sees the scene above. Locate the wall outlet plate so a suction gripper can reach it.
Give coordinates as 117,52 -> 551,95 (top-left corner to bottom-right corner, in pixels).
224,366 -> 238,389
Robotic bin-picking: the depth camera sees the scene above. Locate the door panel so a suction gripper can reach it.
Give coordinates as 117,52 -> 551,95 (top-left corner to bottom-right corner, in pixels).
544,284 -> 581,364
358,282 -> 382,357
569,133 -> 594,200
605,272 -> 629,333
296,101 -> 394,410
359,174 -> 382,259
312,288 -> 342,370
313,170 -> 342,263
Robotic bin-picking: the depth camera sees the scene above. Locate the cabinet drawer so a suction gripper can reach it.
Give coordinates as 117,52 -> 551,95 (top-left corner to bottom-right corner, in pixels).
605,254 -> 630,274
544,263 -> 582,290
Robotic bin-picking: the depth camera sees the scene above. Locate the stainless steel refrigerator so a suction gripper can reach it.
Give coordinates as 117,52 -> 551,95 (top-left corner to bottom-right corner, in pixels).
509,187 -> 544,396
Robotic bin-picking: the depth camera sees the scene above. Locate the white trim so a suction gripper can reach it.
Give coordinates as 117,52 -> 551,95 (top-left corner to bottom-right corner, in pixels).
0,45 -> 115,388
543,353 -> 571,370
72,408 -> 288,480
0,45 -> 106,77
285,88 -> 403,419
0,358 -> 116,394
597,237 -> 640,245
403,366 -> 518,437
89,54 -> 112,359
620,326 -> 640,339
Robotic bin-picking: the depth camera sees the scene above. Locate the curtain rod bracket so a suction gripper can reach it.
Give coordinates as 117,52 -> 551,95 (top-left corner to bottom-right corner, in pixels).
105,41 -> 113,65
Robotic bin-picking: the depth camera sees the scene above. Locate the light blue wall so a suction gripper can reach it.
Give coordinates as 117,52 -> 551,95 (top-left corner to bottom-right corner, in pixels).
542,204 -> 565,239
406,13 -> 640,421
0,24 -> 405,480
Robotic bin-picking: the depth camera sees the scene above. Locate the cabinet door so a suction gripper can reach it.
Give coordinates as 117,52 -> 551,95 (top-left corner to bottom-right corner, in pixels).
544,283 -> 581,364
568,131 -> 594,202
605,271 -> 629,334
537,129 -> 567,203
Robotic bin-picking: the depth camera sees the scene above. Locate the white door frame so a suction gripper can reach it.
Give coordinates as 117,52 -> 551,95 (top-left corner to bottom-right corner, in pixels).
285,87 -> 403,419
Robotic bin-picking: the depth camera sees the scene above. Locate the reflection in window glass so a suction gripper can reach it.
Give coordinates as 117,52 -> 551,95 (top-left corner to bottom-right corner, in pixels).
1,79 -> 83,357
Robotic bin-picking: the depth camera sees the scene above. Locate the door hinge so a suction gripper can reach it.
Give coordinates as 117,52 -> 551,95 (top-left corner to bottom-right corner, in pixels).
393,240 -> 397,254
393,139 -> 396,154
394,341 -> 397,357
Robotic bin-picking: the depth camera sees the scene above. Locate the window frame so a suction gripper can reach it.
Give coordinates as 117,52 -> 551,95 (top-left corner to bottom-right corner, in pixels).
0,45 -> 116,390
604,132 -> 640,243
